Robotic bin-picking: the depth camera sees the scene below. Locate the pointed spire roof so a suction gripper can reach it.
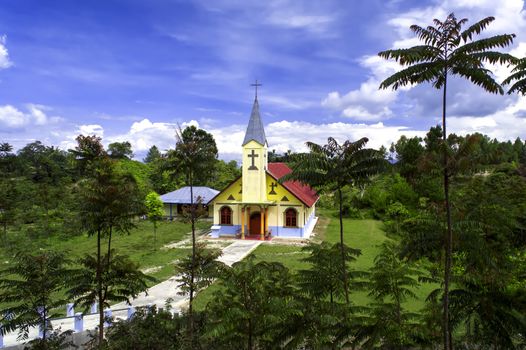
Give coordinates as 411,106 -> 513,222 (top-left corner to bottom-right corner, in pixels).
242,98 -> 267,146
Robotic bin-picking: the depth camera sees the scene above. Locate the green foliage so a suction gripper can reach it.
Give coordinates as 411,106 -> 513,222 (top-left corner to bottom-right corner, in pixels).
0,251 -> 69,341
503,56 -> 526,95
174,243 -> 224,299
298,242 -> 363,303
204,256 -> 297,350
283,137 -> 385,304
352,241 -> 422,349
143,145 -> 162,164
77,157 -> 143,238
144,191 -> 164,248
23,330 -> 76,350
379,14 -> 516,349
207,160 -> 241,190
108,141 -> 134,160
115,159 -> 152,196
105,306 -> 184,350
67,252 -> 154,312
167,126 -> 218,187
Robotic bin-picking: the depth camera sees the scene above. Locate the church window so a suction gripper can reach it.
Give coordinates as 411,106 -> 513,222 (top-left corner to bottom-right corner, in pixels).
220,206 -> 232,225
285,208 -> 297,227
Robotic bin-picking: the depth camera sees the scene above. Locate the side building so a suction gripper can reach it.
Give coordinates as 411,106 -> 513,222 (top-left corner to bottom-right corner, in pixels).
209,96 -> 318,239
160,186 -> 219,220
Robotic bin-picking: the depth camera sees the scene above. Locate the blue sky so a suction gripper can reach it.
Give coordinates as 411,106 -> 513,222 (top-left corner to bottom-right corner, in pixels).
0,0 -> 525,160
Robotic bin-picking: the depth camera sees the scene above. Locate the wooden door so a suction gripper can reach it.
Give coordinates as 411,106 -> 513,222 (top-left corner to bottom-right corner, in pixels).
250,213 -> 261,236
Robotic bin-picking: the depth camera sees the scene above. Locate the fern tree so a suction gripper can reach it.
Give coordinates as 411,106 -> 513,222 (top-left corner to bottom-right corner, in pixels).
166,125 -> 217,345
283,137 -> 384,304
0,251 -> 69,342
356,241 -> 421,349
75,151 -> 143,345
280,242 -> 364,349
378,13 -> 515,350
204,256 -> 297,350
503,57 -> 526,95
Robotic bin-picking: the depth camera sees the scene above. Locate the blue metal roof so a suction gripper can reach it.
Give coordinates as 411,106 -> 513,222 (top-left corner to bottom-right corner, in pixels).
242,98 -> 267,146
159,186 -> 219,205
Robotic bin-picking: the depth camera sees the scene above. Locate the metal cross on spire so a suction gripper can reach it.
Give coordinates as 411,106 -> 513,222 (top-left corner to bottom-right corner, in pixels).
250,79 -> 262,100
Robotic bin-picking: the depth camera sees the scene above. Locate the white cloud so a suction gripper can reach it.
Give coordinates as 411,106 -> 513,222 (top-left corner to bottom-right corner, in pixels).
106,117 -> 426,161
266,13 -> 334,33
0,104 -> 59,129
0,35 -> 13,69
321,56 -> 401,121
0,105 -> 29,128
27,104 -> 48,125
448,96 -> 526,140
78,124 -> 104,137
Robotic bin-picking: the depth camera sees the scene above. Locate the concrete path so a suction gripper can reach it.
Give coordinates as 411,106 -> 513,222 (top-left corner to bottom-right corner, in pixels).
1,240 -> 262,348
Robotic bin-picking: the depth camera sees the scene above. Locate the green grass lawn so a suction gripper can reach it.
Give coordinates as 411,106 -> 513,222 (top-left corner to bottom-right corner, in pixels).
0,219 -> 211,283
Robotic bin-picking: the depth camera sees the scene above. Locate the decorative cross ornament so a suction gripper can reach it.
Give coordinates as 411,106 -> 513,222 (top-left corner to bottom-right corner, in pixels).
269,182 -> 277,194
248,149 -> 259,170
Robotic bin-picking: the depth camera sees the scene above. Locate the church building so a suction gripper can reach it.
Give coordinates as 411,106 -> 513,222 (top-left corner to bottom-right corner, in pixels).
209,95 -> 318,240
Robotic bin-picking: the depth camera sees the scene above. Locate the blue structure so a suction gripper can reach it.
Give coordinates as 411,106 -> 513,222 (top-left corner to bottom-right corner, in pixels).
160,186 -> 219,219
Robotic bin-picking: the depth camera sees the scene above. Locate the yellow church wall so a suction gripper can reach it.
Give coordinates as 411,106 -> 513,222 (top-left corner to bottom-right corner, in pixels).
213,177 -> 242,203
242,140 -> 267,203
265,172 -> 305,226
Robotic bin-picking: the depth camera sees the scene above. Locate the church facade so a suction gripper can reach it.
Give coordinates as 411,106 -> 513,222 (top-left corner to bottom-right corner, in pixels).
209,97 -> 318,240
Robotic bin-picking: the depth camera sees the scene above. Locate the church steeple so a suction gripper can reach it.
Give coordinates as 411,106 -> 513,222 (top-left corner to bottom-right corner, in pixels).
241,90 -> 268,203
242,98 -> 267,146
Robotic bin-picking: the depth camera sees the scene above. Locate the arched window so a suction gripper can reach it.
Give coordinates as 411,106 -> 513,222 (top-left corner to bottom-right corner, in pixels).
285,208 -> 297,227
220,206 -> 232,225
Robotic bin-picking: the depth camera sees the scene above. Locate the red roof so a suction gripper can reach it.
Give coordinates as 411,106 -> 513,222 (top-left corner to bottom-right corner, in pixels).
267,162 -> 319,207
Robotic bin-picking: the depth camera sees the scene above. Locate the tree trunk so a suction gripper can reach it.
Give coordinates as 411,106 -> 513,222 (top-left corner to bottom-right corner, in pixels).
97,228 -> 104,345
42,306 -> 47,342
3,220 -> 6,246
107,226 -> 113,265
188,175 -> 196,346
153,223 -> 157,250
338,188 -> 350,305
441,70 -> 453,350
248,318 -> 253,350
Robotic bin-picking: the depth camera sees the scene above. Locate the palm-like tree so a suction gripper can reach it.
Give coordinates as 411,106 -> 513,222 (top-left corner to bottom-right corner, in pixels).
167,125 -> 217,344
378,13 -> 515,350
503,57 -> 526,95
283,137 -> 384,304
0,251 -> 69,342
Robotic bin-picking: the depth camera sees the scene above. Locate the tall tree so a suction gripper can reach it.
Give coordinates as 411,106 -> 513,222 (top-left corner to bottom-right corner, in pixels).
0,251 -> 69,342
70,134 -> 107,176
108,141 -> 134,160
73,139 -> 143,345
166,125 -> 217,344
282,137 -> 384,304
144,145 -> 162,163
378,13 -> 515,350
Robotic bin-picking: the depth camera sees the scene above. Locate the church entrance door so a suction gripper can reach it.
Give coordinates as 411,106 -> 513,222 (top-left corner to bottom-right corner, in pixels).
250,212 -> 261,236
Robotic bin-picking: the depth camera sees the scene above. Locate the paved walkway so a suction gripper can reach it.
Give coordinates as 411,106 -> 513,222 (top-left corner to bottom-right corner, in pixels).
1,240 -> 262,348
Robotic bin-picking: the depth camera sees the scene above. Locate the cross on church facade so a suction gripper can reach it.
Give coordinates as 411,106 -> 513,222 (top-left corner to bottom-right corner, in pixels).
269,182 -> 277,195
250,80 -> 262,100
248,149 -> 259,170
